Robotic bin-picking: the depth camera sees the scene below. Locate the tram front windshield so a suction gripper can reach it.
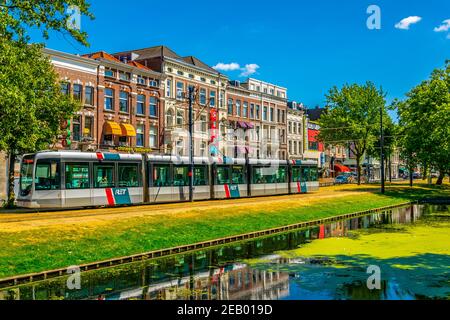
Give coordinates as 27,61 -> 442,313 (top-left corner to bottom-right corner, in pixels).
20,155 -> 34,196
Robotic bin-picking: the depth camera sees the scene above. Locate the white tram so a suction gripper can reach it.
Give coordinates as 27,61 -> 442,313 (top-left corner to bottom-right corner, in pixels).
16,151 -> 319,209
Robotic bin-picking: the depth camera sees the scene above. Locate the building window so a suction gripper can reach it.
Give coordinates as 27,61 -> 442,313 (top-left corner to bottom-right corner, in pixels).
136,94 -> 145,115
188,74 -> 195,79
200,114 -> 207,132
105,69 -> 115,78
119,91 -> 129,112
176,109 -> 184,127
73,84 -> 82,101
137,76 -> 146,85
270,108 -> 274,122
176,81 -> 184,100
277,109 -> 281,123
176,139 -> 184,156
199,88 -> 206,105
243,102 -> 248,118
85,86 -> 94,105
177,71 -> 184,76
166,79 -> 171,97
84,116 -> 93,138
236,100 -> 241,116
263,106 -> 268,121
256,105 -> 260,119
250,104 -> 255,118
136,125 -> 144,147
281,110 -> 285,123
227,98 -> 233,115
166,109 -> 174,128
119,72 -> 130,81
220,91 -> 225,108
104,88 -> 114,111
73,116 -> 81,142
149,79 -> 158,87
209,90 -> 216,107
61,82 -> 70,95
200,141 -> 207,157
149,97 -> 158,118
149,126 -> 157,148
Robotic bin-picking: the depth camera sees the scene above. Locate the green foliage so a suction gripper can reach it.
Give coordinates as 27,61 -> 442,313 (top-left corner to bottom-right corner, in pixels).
396,61 -> 450,183
0,39 -> 81,155
318,82 -> 389,183
0,0 -> 94,45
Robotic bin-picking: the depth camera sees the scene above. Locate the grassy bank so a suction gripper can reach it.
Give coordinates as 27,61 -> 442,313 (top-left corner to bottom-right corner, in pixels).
0,183 -> 449,278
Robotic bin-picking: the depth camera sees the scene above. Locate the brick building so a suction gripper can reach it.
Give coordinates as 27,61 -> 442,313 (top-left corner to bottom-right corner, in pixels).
113,46 -> 228,157
45,48 -> 165,153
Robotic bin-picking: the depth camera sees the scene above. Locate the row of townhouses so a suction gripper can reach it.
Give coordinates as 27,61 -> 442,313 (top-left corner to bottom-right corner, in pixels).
0,45 -> 402,202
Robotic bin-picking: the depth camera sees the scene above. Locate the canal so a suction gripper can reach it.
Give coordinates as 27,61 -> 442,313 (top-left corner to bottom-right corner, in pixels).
1,203 -> 449,300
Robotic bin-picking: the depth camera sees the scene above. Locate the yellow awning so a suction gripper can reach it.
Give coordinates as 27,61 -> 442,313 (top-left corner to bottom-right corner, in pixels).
104,121 -> 122,135
120,123 -> 136,137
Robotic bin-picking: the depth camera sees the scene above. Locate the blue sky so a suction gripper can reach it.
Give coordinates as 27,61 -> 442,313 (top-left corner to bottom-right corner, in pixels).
28,0 -> 449,111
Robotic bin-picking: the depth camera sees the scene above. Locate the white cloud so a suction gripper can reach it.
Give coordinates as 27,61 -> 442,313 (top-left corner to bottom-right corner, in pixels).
212,62 -> 240,71
239,64 -> 260,77
434,19 -> 450,32
394,16 -> 422,30
213,62 -> 260,77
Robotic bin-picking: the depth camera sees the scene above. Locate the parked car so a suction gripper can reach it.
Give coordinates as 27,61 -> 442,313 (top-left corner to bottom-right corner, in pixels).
335,175 -> 349,184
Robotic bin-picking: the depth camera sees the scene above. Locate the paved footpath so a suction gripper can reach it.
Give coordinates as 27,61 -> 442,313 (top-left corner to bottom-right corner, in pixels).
0,184 -> 380,233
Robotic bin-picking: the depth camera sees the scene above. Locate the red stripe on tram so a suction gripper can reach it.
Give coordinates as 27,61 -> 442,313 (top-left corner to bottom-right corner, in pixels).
297,181 -> 301,193
224,184 -> 231,198
96,152 -> 104,160
105,188 -> 115,206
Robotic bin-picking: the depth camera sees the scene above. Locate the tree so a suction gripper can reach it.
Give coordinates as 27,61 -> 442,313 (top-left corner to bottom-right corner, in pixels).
0,40 -> 81,207
318,82 -> 387,185
396,61 -> 450,185
0,0 -> 93,207
0,0 -> 93,44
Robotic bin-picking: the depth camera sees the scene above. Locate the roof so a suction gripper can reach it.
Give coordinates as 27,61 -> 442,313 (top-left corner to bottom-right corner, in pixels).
306,107 -> 326,121
82,51 -> 121,63
127,60 -> 152,71
114,45 -> 219,74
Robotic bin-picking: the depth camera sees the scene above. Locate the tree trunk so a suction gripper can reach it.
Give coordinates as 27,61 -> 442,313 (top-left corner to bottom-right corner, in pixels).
409,169 -> 413,187
6,153 -> 16,208
388,154 -> 392,182
436,171 -> 444,185
356,155 -> 361,185
422,164 -> 428,181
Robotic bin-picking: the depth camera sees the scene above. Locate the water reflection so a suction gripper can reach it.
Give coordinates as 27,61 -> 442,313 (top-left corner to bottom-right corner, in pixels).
1,204 -> 448,300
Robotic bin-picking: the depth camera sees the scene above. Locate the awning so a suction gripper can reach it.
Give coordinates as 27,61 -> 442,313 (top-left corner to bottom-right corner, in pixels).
237,121 -> 248,129
246,122 -> 254,129
334,164 -> 351,173
104,121 -> 122,135
120,123 -> 136,137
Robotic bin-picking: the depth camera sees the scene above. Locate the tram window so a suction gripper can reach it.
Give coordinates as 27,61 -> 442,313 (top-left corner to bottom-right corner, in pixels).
118,164 -> 140,187
94,164 -> 115,188
231,166 -> 245,184
292,166 -> 301,182
216,166 -> 230,185
310,167 -> 318,181
194,166 -> 208,186
252,166 -> 278,184
35,160 -> 60,190
20,157 -> 34,195
65,163 -> 90,189
276,166 -> 287,183
152,164 -> 171,187
173,165 -> 189,186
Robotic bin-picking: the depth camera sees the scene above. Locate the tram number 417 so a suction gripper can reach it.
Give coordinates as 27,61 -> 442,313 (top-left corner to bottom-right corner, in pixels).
114,188 -> 127,196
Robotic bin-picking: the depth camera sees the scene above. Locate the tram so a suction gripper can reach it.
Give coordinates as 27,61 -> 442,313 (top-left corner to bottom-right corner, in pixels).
16,151 -> 319,209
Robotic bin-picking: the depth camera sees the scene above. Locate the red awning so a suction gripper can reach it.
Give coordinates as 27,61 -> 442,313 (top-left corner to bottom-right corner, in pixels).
334,164 -> 351,172
237,121 -> 248,129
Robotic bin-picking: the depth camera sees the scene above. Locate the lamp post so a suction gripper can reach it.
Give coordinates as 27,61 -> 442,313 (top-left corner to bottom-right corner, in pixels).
380,105 -> 385,194
188,86 -> 195,202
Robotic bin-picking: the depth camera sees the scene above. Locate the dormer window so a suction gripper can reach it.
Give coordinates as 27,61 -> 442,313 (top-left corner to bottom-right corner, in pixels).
105,69 -> 115,78
137,75 -> 146,85
119,71 -> 130,81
